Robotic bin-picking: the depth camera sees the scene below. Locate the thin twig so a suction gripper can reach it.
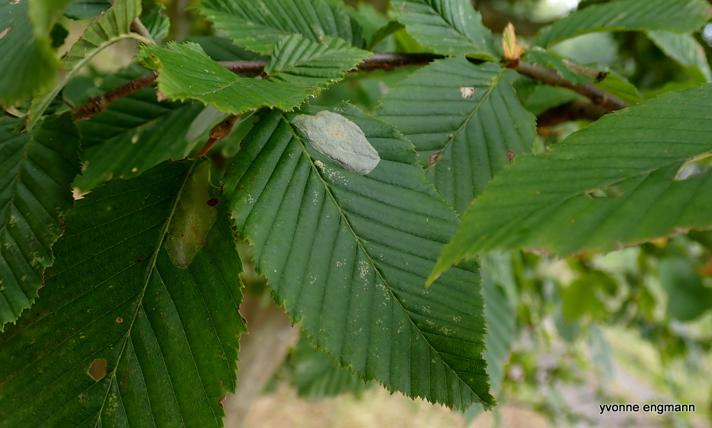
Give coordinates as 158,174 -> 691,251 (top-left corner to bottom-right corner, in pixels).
537,100 -> 609,128
513,61 -> 626,111
73,53 -> 626,121
130,18 -> 154,43
73,72 -> 158,120
196,115 -> 239,158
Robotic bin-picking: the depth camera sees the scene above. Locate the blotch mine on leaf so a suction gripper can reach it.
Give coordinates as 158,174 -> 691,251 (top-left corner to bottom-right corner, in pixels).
165,161 -> 217,269
292,111 -> 380,175
674,152 -> 712,181
87,359 -> 108,382
585,185 -> 623,199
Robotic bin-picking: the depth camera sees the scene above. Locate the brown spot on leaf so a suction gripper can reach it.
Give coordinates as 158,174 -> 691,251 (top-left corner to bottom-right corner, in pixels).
0,27 -> 11,40
88,359 -> 108,382
207,198 -> 219,207
219,395 -> 228,408
428,152 -> 442,167
506,150 -> 516,162
135,255 -> 146,263
115,316 -> 124,324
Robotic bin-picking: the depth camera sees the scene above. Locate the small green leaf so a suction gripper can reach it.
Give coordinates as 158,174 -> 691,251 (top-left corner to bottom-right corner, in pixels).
0,114 -> 80,330
140,36 -> 369,115
165,161 -> 218,269
390,0 -> 497,59
430,84 -> 712,284
200,0 -> 365,54
535,0 -> 710,47
65,0 -> 111,19
660,258 -> 712,321
648,31 -> 712,82
73,66 -> 204,192
285,339 -> 370,399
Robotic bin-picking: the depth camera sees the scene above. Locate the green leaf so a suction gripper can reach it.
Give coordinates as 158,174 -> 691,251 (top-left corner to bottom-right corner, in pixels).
430,84 -> 712,283
524,48 -> 590,85
29,0 -> 73,35
464,253 -> 517,419
142,4 -> 170,42
73,67 -> 204,192
514,80 -> 582,115
390,0 -> 497,59
647,31 -> 712,82
0,0 -> 60,105
285,339 -> 369,399
535,0 -> 710,47
65,0 -> 111,19
379,58 -> 536,213
224,104 -> 493,410
28,0 -> 144,125
140,36 -> 370,115
346,3 -> 401,50
660,258 -> 712,321
189,36 -> 266,62
0,162 -> 244,427
0,115 -> 79,330
200,0 -> 365,55
595,70 -> 642,105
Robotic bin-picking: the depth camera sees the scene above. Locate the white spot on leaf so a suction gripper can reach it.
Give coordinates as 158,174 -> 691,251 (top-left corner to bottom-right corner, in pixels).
292,111 -> 380,175
460,87 -> 476,99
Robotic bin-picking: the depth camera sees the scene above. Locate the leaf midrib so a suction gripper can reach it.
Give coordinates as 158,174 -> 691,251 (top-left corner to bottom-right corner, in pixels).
473,157 -> 693,252
282,115 -> 486,404
93,161 -> 196,427
426,68 -> 504,172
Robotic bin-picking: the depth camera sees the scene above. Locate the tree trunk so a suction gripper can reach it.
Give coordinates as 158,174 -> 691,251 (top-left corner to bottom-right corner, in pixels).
223,294 -> 299,428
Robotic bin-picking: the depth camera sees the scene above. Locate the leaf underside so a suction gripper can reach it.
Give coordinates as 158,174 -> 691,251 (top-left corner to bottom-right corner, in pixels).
379,59 -> 536,213
432,84 -> 712,282
74,67 -> 204,192
534,0 -> 710,47
225,104 -> 493,410
0,115 -> 79,329
0,162 -> 244,428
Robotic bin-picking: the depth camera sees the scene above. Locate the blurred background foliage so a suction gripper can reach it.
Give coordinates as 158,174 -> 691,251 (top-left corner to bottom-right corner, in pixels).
59,0 -> 712,426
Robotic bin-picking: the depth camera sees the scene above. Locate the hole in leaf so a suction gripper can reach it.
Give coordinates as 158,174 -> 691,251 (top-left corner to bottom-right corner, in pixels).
674,152 -> 712,181
292,111 -> 380,175
87,359 -> 108,382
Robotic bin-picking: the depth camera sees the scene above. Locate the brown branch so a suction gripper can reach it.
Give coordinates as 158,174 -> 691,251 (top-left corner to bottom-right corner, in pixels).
73,72 -> 158,120
196,115 -> 239,158
513,61 -> 626,111
537,100 -> 609,128
73,53 -> 626,121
